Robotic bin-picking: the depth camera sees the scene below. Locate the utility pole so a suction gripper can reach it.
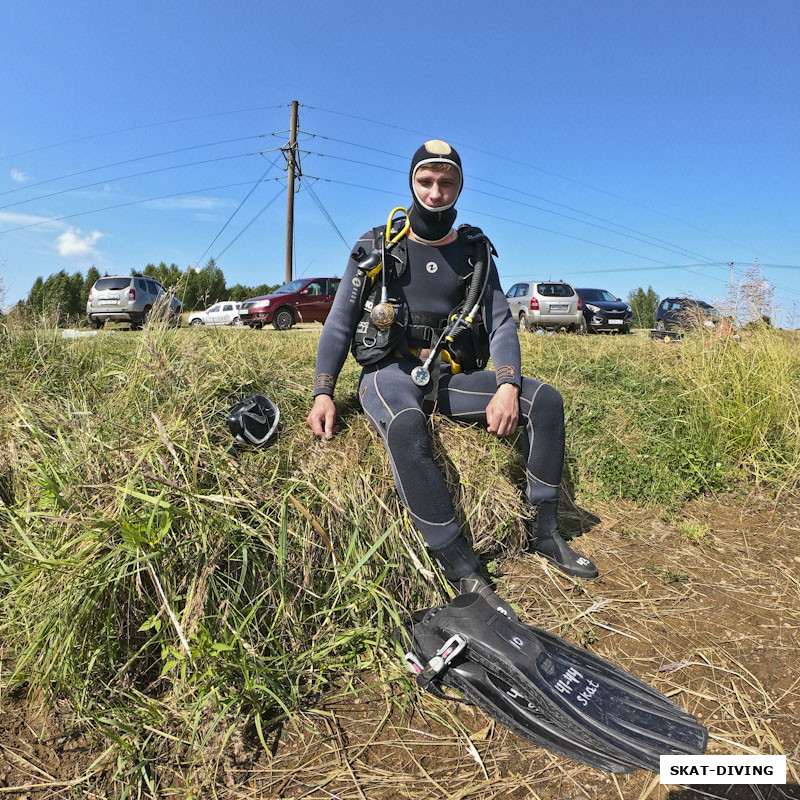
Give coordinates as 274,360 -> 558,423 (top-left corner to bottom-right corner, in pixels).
729,261 -> 735,321
284,100 -> 300,283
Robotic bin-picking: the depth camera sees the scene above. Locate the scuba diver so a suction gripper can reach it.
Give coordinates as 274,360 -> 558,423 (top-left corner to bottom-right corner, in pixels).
306,140 -> 598,619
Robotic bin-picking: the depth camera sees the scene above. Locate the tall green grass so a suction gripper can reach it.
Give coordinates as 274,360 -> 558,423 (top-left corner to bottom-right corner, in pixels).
518,327 -> 800,504
0,321 -> 798,794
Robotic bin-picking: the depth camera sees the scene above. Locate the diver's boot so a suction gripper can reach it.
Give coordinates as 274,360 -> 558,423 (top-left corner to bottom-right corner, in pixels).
528,501 -> 598,580
430,535 -> 519,621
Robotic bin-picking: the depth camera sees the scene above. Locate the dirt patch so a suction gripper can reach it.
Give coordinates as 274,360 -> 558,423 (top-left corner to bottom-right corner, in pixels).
2,494 -> 799,799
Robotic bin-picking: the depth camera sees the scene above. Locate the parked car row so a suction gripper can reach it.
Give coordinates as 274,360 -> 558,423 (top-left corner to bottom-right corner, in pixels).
86,274 -> 716,336
505,280 -> 634,334
85,275 -> 344,331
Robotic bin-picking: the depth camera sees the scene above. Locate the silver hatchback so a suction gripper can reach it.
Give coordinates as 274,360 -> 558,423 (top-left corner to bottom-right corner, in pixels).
86,275 -> 182,329
505,281 -> 585,332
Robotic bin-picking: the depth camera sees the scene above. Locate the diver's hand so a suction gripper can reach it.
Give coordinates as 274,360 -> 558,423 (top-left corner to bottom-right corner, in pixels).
486,383 -> 520,437
307,394 -> 337,439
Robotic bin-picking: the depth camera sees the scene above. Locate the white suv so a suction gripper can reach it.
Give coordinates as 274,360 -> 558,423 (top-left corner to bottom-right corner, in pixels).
187,302 -> 243,326
505,281 -> 585,333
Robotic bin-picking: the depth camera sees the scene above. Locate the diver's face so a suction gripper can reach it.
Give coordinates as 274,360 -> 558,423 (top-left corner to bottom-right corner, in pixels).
413,165 -> 460,210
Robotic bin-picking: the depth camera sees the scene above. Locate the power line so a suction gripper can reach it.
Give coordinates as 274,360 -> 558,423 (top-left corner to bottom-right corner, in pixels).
1,104 -> 287,162
469,186 -> 722,266
298,131 -> 407,162
305,150 -> 405,175
191,154 -> 282,269
314,174 -> 712,273
215,186 -> 284,261
739,263 -> 800,270
300,104 -> 430,138
304,183 -> 350,250
468,176 -> 721,265
0,134 -> 270,198
0,151 -> 262,211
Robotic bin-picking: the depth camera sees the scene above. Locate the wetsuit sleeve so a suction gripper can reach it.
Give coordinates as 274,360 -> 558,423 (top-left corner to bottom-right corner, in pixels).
313,231 -> 373,397
483,260 -> 522,389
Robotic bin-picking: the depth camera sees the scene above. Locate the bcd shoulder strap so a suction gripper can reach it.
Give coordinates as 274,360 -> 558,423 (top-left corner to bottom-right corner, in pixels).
456,224 -> 498,261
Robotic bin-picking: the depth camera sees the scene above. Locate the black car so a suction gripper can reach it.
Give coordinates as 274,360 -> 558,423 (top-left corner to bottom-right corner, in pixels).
575,288 -> 633,333
655,297 -> 716,331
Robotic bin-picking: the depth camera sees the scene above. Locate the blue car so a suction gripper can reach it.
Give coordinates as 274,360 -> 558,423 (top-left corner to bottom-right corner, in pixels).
575,288 -> 633,334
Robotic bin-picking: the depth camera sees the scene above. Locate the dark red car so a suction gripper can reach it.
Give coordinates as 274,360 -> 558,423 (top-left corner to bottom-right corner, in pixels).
239,277 -> 341,330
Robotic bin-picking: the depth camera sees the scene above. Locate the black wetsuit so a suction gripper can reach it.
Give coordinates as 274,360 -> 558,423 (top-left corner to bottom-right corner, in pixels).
313,229 -> 564,550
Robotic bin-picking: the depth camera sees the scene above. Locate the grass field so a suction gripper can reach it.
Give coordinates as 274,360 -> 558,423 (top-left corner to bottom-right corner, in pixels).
1,322 -> 798,798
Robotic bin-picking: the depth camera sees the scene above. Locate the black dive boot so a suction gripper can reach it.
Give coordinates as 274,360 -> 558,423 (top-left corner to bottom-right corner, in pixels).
430,535 -> 518,621
529,501 -> 598,579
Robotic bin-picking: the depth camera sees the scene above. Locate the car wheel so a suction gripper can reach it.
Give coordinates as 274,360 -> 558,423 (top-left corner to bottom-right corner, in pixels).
88,317 -> 104,329
574,317 -> 588,335
518,313 -> 531,332
232,316 -> 243,326
190,318 -> 204,326
273,308 -> 294,330
139,306 -> 152,329
655,319 -> 665,331
621,325 -> 631,334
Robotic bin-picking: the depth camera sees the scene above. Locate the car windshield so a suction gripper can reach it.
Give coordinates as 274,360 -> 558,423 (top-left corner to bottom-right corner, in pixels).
274,279 -> 306,294
95,277 -> 131,291
578,289 -> 617,302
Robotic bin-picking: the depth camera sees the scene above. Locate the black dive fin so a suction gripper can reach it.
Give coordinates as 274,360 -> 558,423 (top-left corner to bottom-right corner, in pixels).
403,593 -> 707,774
405,616 -> 640,773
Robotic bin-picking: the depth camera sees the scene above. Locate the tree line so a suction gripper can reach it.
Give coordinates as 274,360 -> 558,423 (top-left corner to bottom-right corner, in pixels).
6,259 -> 281,325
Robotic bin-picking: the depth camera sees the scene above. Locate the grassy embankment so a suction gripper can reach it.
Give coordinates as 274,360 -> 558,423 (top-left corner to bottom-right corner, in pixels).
0,322 -> 798,794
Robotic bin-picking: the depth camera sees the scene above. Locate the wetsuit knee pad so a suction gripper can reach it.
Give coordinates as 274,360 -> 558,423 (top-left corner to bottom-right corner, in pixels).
522,381 -> 564,429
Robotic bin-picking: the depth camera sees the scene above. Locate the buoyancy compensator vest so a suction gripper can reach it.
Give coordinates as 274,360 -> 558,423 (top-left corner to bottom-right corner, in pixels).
350,213 -> 495,373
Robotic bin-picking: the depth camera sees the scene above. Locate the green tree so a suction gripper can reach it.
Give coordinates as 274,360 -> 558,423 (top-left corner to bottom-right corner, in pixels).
197,258 -> 227,306
42,270 -> 72,321
627,286 -> 659,329
84,266 -> 100,301
69,272 -> 85,316
28,277 -> 45,312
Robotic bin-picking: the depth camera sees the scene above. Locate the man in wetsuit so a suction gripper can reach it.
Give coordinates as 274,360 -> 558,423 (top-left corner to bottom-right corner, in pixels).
307,140 -> 597,617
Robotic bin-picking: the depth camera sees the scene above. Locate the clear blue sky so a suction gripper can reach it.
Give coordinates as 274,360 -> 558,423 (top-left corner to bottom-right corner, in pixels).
2,0 -> 798,324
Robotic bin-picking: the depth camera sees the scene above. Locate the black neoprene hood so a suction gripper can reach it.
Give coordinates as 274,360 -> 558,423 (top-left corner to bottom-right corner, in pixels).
408,139 -> 463,242
409,139 -> 463,210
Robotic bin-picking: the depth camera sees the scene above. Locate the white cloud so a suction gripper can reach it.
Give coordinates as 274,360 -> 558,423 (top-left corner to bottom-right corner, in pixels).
56,227 -> 104,257
10,169 -> 29,183
0,210 -> 60,228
